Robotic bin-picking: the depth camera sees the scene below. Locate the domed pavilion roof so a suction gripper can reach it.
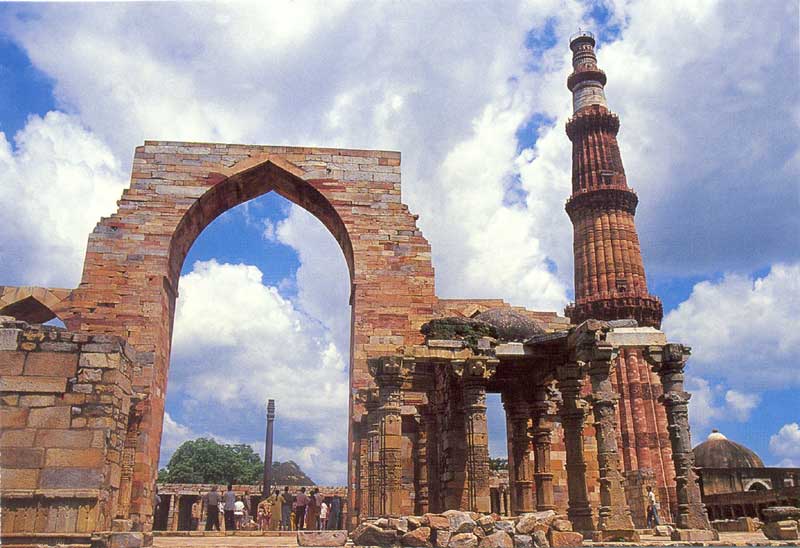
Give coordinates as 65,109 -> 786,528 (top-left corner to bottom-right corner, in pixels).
693,430 -> 764,469
472,308 -> 546,342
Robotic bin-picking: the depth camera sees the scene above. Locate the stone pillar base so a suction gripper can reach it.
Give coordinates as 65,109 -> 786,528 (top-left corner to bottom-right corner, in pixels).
591,529 -> 640,542
670,529 -> 719,541
91,531 -> 153,548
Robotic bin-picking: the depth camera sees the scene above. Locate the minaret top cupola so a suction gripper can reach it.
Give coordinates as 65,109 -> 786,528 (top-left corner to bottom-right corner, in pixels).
567,31 -> 608,113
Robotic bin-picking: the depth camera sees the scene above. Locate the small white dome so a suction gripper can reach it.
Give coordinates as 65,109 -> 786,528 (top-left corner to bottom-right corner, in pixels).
708,429 -> 727,441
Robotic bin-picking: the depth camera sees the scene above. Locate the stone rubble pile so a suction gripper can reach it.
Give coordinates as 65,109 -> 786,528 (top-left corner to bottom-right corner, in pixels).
761,506 -> 800,541
350,510 -> 582,548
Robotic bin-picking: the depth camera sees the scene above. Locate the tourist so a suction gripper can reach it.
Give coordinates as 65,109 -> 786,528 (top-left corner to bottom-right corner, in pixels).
319,499 -> 329,530
204,485 -> 221,531
267,489 -> 284,531
191,496 -> 202,531
281,486 -> 293,530
294,487 -> 308,530
327,497 -> 340,530
223,483 -> 237,531
234,496 -> 246,529
257,496 -> 270,531
646,485 -> 660,528
305,488 -> 319,530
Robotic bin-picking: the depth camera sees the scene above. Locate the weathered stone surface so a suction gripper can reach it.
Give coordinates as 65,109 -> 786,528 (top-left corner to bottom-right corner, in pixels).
1,468 -> 39,489
0,375 -> 66,393
297,530 -> 348,546
0,350 -> 24,374
36,429 -> 93,448
763,506 -> 800,522
40,467 -> 103,488
477,515 -> 495,533
478,531 -> 513,548
444,510 -> 477,534
0,328 -> 20,350
515,511 -> 556,535
401,526 -> 432,547
653,524 -> 674,536
513,534 -> 533,548
448,532 -> 478,548
434,530 -> 452,548
351,523 -> 398,546
550,520 -> 571,532
762,520 -> 799,541
27,406 -> 71,428
425,514 -> 451,530
494,521 -> 514,535
0,446 -> 44,468
24,351 -> 78,376
45,447 -> 105,467
669,529 -> 719,541
0,406 -> 29,428
532,531 -> 549,548
546,531 -> 582,548
408,516 -> 423,529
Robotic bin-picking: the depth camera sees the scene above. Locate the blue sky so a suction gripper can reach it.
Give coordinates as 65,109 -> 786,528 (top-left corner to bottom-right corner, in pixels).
0,1 -> 798,484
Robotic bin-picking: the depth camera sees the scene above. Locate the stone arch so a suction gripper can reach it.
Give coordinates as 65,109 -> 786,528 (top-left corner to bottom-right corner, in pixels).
53,142 -> 437,530
745,479 -> 770,491
0,286 -> 70,323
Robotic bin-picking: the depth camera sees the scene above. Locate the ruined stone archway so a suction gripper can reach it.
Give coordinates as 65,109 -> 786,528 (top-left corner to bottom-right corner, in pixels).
53,142 -> 437,529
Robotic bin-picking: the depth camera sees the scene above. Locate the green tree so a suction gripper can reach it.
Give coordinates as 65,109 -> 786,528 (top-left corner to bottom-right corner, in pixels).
158,438 -> 264,484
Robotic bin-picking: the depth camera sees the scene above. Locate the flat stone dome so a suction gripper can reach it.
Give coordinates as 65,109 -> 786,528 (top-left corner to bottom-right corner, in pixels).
693,430 -> 764,469
473,308 -> 546,342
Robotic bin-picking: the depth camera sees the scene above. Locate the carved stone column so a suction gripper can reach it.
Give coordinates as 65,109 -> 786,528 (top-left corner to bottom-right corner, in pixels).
502,389 -> 535,515
364,389 -> 381,517
582,339 -> 637,540
530,384 -> 555,511
556,361 -> 595,534
414,412 -> 430,515
645,345 -> 714,534
454,357 -> 496,513
369,356 -> 407,516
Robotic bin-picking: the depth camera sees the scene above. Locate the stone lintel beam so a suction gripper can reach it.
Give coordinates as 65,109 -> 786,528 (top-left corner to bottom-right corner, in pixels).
645,344 -> 712,531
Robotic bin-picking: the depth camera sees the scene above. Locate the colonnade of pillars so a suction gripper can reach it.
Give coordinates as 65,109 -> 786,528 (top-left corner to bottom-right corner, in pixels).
365,342 -> 711,535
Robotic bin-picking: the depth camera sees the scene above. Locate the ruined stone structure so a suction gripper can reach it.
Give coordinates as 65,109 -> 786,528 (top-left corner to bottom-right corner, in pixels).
0,32 -> 715,545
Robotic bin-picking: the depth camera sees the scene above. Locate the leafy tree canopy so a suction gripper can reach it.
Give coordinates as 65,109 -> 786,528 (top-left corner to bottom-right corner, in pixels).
157,438 -> 315,485
489,458 -> 508,471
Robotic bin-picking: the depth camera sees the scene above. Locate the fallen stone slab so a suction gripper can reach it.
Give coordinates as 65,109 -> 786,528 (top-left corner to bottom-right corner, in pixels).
444,510 -> 477,534
546,530 -> 582,548
401,526 -> 433,547
762,519 -> 800,541
449,532 -> 479,548
297,530 -> 348,546
478,530 -> 513,548
763,506 -> 800,522
351,523 -> 398,546
669,528 -> 720,541
425,513 -> 451,531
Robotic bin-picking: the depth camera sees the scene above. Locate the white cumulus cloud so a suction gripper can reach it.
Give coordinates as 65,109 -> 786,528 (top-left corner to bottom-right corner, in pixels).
769,423 -> 800,467
663,263 -> 800,390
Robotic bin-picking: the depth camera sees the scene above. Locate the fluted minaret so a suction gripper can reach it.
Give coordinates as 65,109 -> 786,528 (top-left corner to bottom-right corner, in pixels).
564,31 -> 662,328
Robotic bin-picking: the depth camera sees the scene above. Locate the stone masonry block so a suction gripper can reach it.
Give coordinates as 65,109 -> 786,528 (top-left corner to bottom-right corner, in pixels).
0,446 -> 45,468
39,467 -> 103,489
0,350 -> 25,375
28,406 -> 71,428
0,406 -> 29,428
0,328 -> 20,350
0,428 -> 36,447
0,375 -> 67,393
24,351 -> 79,376
2,468 -> 39,489
45,447 -> 105,467
36,429 -> 94,448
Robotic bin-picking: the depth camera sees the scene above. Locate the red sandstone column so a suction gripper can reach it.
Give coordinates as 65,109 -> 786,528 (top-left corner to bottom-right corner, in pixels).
502,389 -> 535,514
530,384 -> 556,511
645,345 -> 713,532
556,362 -> 595,534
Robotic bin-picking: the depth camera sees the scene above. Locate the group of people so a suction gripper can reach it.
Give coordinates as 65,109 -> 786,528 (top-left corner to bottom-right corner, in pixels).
197,485 -> 337,531
257,486 -> 332,531
198,484 -> 253,531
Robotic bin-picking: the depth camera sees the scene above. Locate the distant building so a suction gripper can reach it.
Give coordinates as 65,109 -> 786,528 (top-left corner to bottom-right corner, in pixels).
694,430 -> 800,521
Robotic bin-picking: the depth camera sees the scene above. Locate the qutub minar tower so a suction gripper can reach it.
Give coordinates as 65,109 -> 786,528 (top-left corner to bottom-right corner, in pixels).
564,31 -> 663,328
564,31 -> 677,522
